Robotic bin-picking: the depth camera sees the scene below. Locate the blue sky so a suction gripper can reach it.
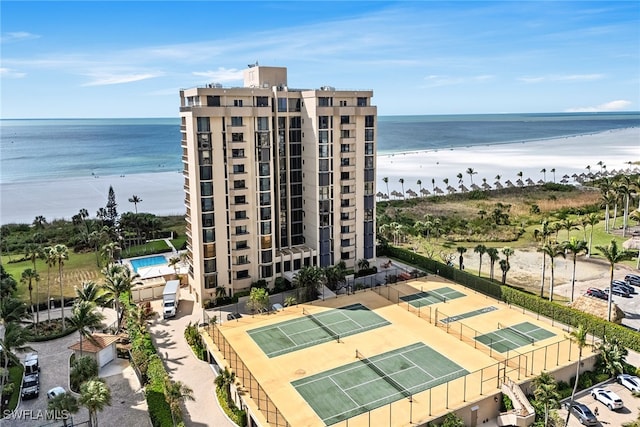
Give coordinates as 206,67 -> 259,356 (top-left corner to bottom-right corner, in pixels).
1,1 -> 638,118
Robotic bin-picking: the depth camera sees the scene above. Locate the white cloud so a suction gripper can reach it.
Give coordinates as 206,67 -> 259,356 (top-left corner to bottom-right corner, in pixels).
518,74 -> 604,83
81,72 -> 161,86
422,74 -> 494,87
565,100 -> 632,112
0,31 -> 39,43
192,68 -> 244,82
0,67 -> 26,78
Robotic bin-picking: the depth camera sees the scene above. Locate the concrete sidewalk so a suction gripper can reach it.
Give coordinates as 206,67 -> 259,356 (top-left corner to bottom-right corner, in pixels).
148,296 -> 235,427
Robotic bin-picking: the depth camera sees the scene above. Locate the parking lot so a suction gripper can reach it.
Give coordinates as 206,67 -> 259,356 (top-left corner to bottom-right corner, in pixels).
561,380 -> 639,426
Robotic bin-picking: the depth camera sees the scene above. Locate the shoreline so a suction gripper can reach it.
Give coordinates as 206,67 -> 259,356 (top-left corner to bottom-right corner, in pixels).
1,127 -> 638,225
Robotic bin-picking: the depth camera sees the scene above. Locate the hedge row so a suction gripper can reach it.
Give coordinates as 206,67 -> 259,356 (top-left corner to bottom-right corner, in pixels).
379,245 -> 640,352
124,294 -> 175,427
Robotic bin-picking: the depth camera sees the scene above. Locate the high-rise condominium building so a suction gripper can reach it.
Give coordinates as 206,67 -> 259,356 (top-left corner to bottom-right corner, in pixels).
179,65 -> 377,305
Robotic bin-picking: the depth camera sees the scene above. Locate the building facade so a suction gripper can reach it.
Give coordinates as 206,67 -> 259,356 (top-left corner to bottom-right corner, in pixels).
179,65 -> 377,305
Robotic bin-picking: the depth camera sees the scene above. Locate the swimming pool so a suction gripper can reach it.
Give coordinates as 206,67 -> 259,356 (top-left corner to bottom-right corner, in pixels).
130,255 -> 168,273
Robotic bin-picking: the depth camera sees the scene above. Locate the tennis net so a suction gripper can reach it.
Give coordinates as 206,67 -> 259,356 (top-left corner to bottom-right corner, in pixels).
498,322 -> 535,345
303,308 -> 339,341
356,350 -> 411,398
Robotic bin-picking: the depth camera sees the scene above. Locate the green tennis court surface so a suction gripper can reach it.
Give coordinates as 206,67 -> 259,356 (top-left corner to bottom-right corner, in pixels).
292,342 -> 469,425
475,322 -> 555,353
399,286 -> 466,307
248,303 -> 390,357
440,306 -> 497,324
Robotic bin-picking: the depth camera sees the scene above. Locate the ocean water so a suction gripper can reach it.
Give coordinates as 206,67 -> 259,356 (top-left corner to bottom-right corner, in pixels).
1,113 -> 638,184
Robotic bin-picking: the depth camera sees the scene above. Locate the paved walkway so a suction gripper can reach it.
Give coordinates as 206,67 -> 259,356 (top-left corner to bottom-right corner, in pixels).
148,296 -> 235,427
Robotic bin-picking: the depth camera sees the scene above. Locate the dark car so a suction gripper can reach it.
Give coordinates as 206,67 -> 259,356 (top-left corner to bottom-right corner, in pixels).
612,280 -> 635,295
570,403 -> 598,426
226,312 -> 242,321
586,288 -> 607,300
605,285 -> 630,297
625,274 -> 640,287
21,373 -> 40,400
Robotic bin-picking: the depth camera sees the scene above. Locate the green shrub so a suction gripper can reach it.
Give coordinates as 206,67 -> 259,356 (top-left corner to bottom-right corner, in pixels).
216,387 -> 246,427
146,388 -> 173,427
502,394 -> 513,411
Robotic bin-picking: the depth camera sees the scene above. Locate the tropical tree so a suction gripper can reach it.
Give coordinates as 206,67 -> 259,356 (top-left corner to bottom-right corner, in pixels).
325,261 -> 347,291
102,264 -> 137,331
67,301 -> 105,356
416,179 -> 422,196
456,246 -> 467,270
33,215 -> 47,229
168,256 -> 180,275
501,247 -> 514,265
0,322 -> 33,394
399,178 -> 405,199
466,167 -> 477,184
70,355 -> 99,392
105,185 -> 118,227
474,244 -> 487,277
100,241 -> 121,267
499,259 -> 510,285
486,248 -> 500,281
48,392 -> 79,427
21,268 -> 39,319
79,379 -> 112,427
75,280 -> 110,306
596,240 -> 632,321
563,238 -> 588,302
214,366 -> 236,407
52,244 -> 69,329
564,325 -> 588,427
0,266 -> 18,300
246,287 -> 270,315
560,217 -> 579,241
43,246 -> 56,321
550,168 -> 556,183
456,172 -> 464,185
128,195 -> 143,214
597,335 -> 628,377
163,378 -> 195,427
284,296 -> 297,307
585,213 -> 600,257
292,266 -> 325,302
382,177 -> 389,197
532,371 -> 560,427
539,243 -> 565,301
540,168 -> 546,182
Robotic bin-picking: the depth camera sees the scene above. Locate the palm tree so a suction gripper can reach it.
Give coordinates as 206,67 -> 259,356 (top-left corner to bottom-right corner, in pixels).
48,393 -> 79,427
534,220 -> 551,297
596,240 -> 632,321
431,178 -> 435,192
398,178 -> 405,199
416,179 -> 422,196
456,172 -> 464,185
494,174 -> 501,185
21,268 -> 39,319
499,259 -> 510,285
563,238 -> 588,302
168,256 -> 180,275
487,248 -> 500,281
214,366 -> 236,407
100,241 -> 121,267
163,378 -> 195,426
532,371 -> 560,427
597,335 -> 628,377
560,217 -> 579,241
382,177 -> 389,198
540,168 -> 546,182
550,168 -> 556,183
564,324 -> 588,427
501,247 -> 514,265
52,244 -> 69,329
128,195 -> 142,214
292,266 -> 325,302
474,244 -> 487,277
456,246 -> 467,270
582,213 -> 600,260
0,322 -> 33,394
79,379 -> 112,427
33,215 -> 47,229
68,301 -> 106,356
517,171 -> 523,180
466,167 -> 477,184
76,280 -> 110,306
539,243 -> 565,301
24,243 -> 43,326
325,261 -> 347,290
102,264 -> 137,332
70,356 -> 99,392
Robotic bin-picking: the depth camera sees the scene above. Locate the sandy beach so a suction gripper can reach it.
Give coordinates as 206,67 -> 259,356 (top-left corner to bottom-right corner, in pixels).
1,127 -> 638,225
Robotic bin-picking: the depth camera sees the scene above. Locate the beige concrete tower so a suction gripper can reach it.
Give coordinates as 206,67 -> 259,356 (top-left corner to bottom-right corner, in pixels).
179,66 -> 377,306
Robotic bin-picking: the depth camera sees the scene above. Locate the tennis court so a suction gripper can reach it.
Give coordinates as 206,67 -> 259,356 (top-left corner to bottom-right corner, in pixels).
292,342 -> 469,426
247,303 -> 390,357
475,321 -> 556,353
399,286 -> 466,307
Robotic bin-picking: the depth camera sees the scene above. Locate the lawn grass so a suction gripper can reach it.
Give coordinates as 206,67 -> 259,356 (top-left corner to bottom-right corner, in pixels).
5,364 -> 24,412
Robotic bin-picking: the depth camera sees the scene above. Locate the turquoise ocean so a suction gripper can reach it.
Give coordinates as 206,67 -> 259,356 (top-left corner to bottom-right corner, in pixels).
1,112 -> 639,185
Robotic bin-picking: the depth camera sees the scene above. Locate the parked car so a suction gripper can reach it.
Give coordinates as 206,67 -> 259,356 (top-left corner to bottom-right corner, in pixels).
617,374 -> 640,392
591,387 -> 624,410
47,386 -> 66,400
23,352 -> 39,375
21,373 -> 40,400
625,274 -> 640,286
612,280 -> 635,294
570,402 -> 598,426
586,288 -> 607,300
604,285 -> 630,297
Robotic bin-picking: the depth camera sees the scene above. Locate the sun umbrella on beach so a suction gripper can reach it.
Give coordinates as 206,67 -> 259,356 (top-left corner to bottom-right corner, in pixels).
406,189 -> 418,198
516,179 -> 524,187
458,184 -> 469,192
493,181 -> 503,189
446,185 -> 457,194
536,179 -> 544,185
420,188 -> 431,196
562,174 -> 570,179
505,180 -> 515,188
376,192 -> 385,200
434,186 -> 444,195
470,183 -> 481,191
482,182 -> 492,190
560,178 -> 569,183
526,178 -> 535,186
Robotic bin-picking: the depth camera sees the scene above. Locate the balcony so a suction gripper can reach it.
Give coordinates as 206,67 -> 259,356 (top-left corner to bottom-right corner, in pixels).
340,123 -> 356,131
